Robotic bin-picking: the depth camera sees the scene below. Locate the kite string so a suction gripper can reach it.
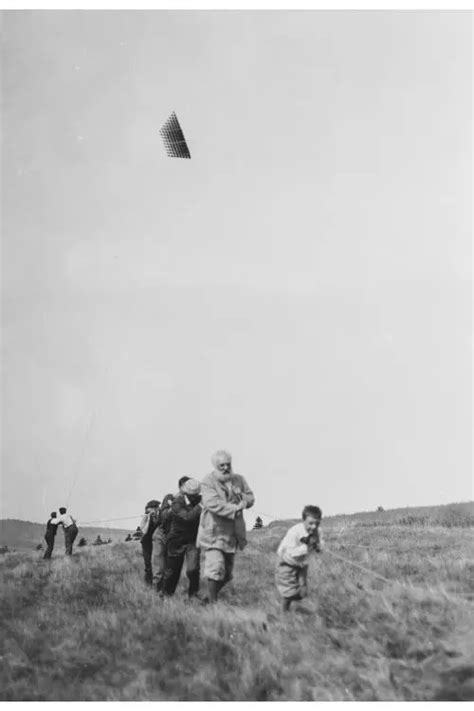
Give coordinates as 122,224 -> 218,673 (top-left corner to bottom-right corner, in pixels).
325,548 -> 392,584
79,515 -> 142,526
65,361 -> 115,507
324,548 -> 473,608
65,410 -> 95,506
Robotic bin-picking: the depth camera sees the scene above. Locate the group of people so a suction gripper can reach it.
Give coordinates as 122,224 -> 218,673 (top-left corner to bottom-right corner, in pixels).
41,450 -> 323,611
138,449 -> 323,611
138,450 -> 254,604
43,507 -> 78,559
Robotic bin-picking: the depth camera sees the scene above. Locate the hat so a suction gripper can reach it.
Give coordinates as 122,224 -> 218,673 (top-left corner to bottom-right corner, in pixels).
146,500 -> 160,509
180,478 -> 201,496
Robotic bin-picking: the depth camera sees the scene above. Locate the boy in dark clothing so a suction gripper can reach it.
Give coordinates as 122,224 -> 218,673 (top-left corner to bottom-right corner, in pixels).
162,478 -> 202,598
152,493 -> 174,593
43,511 -> 59,559
139,500 -> 160,585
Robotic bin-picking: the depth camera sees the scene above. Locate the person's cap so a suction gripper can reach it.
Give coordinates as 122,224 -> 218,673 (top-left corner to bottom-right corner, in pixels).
146,500 -> 160,509
181,478 -> 201,496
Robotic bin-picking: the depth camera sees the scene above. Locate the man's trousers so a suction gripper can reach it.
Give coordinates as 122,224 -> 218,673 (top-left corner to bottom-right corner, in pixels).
151,533 -> 167,591
141,537 -> 153,585
163,544 -> 200,597
43,533 -> 55,559
64,524 -> 78,555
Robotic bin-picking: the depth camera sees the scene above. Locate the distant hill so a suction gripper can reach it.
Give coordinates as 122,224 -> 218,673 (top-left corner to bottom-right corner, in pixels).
0,519 -> 137,551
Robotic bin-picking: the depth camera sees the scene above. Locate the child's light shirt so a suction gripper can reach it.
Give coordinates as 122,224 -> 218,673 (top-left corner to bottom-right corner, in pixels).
277,522 -> 322,567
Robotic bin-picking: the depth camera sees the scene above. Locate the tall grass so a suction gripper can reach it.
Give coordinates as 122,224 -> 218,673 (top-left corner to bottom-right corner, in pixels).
1,505 -> 473,701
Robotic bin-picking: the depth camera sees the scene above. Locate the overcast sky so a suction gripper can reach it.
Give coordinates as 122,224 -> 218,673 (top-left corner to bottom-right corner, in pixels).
1,10 -> 471,528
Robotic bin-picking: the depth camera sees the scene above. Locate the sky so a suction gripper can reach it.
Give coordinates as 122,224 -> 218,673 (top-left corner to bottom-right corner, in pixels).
1,10 -> 472,529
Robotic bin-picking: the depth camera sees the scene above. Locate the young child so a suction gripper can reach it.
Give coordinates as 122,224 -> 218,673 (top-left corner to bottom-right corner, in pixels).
275,505 -> 323,612
139,500 -> 161,585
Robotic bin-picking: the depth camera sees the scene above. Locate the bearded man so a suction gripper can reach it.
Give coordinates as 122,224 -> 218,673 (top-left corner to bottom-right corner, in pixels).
197,450 -> 255,603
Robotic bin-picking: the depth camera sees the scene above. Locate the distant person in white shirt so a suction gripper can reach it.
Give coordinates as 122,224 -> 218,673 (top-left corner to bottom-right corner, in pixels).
275,505 -> 323,612
54,507 -> 79,555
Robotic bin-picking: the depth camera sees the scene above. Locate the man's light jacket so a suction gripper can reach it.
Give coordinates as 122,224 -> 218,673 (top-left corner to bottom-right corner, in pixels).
197,471 -> 255,553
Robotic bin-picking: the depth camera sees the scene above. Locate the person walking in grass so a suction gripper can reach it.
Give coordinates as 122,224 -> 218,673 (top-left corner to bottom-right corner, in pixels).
197,450 -> 255,603
139,500 -> 161,586
275,505 -> 323,612
152,493 -> 175,593
43,511 -> 59,559
55,507 -> 79,556
162,478 -> 202,599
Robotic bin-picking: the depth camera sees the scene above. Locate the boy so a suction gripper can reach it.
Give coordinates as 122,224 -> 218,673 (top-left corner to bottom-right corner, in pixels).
275,505 -> 323,612
139,500 -> 160,585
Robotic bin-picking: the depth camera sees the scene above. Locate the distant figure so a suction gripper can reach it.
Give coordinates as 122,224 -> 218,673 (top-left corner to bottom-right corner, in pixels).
275,505 -> 323,612
132,527 -> 142,540
55,507 -> 79,555
197,450 -> 255,603
43,511 -> 59,559
162,479 -> 202,599
253,516 -> 263,530
125,533 -> 133,542
93,535 -> 104,546
152,493 -> 174,593
139,500 -> 160,585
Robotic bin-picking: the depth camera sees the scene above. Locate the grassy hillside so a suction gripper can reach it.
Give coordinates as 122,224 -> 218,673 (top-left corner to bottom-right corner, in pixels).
0,519 -> 135,551
1,503 -> 473,701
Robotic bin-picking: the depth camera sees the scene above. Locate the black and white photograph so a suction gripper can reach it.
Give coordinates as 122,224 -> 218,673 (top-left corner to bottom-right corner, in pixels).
0,5 -> 472,702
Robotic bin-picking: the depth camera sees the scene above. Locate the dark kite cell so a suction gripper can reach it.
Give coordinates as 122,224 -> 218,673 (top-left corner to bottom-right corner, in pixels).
160,112 -> 191,159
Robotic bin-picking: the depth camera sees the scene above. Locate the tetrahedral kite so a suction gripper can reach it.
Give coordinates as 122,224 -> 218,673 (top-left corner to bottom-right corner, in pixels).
160,112 -> 191,159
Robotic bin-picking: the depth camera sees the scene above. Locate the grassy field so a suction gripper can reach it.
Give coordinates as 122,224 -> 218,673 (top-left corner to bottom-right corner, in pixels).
1,503 -> 473,701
